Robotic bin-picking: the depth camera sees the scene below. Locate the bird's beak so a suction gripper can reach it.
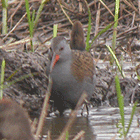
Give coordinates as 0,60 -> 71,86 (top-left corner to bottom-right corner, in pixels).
50,53 -> 60,73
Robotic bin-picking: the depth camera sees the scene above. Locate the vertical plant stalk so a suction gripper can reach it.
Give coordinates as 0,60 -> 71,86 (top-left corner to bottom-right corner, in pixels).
115,75 -> 138,138
31,9 -> 35,51
2,0 -> 8,35
53,24 -> 58,38
25,0 -> 32,37
2,7 -> 7,34
115,75 -> 125,136
83,0 -> 91,52
112,0 -> 120,52
0,59 -> 5,100
25,0 -> 35,52
25,0 -> 49,52
3,9 -> 28,40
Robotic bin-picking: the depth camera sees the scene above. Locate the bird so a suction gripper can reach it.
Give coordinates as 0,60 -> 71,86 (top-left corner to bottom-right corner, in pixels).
70,21 -> 86,51
0,99 -> 35,140
46,21 -> 85,76
50,36 -> 96,116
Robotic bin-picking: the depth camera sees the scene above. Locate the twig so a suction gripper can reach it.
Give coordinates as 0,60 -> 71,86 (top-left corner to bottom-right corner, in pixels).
0,37 -> 31,49
99,0 -> 114,17
8,0 -> 23,22
72,130 -> 85,140
35,76 -> 52,139
57,0 -> 73,25
123,0 -> 138,13
95,2 -> 101,36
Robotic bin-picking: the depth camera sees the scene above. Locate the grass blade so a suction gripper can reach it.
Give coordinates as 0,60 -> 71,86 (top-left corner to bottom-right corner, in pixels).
84,0 -> 91,52
106,45 -> 125,78
2,0 -> 8,34
0,59 -> 5,100
34,0 -> 50,28
115,75 -> 125,136
53,24 -> 58,38
112,0 -> 120,52
125,101 -> 138,137
89,22 -> 114,50
31,9 -> 35,27
3,72 -> 38,90
25,0 -> 32,37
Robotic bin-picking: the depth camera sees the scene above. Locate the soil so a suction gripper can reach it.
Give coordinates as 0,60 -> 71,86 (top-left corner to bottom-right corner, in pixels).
0,0 -> 140,116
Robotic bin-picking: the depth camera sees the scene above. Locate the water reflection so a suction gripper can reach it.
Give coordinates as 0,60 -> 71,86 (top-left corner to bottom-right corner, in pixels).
41,106 -> 140,140
42,116 -> 95,140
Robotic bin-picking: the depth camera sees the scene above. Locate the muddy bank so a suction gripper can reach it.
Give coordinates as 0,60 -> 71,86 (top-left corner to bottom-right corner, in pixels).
0,48 -> 139,116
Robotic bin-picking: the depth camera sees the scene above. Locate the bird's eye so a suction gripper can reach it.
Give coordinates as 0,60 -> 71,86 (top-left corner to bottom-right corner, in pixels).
59,47 -> 64,51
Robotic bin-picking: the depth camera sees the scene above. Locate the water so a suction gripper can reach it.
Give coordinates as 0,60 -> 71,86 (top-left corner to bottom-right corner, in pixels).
41,106 -> 140,140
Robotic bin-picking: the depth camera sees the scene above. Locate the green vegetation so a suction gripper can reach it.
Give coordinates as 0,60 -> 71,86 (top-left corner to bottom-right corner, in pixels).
34,0 -> 50,28
0,62 -> 38,100
65,131 -> 69,140
84,0 -> 138,138
112,0 -> 120,52
25,0 -> 35,51
25,0 -> 50,52
0,59 -> 5,100
85,0 -> 114,52
53,24 -> 58,38
85,0 -> 91,52
89,23 -> 114,50
1,0 -> 8,34
3,72 -> 37,90
106,45 -> 125,78
115,75 -> 137,138
85,0 -> 124,79
112,1 -> 137,138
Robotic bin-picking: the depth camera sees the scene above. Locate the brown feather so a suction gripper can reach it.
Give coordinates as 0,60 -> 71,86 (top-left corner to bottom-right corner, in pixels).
71,50 -> 95,82
70,21 -> 86,51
